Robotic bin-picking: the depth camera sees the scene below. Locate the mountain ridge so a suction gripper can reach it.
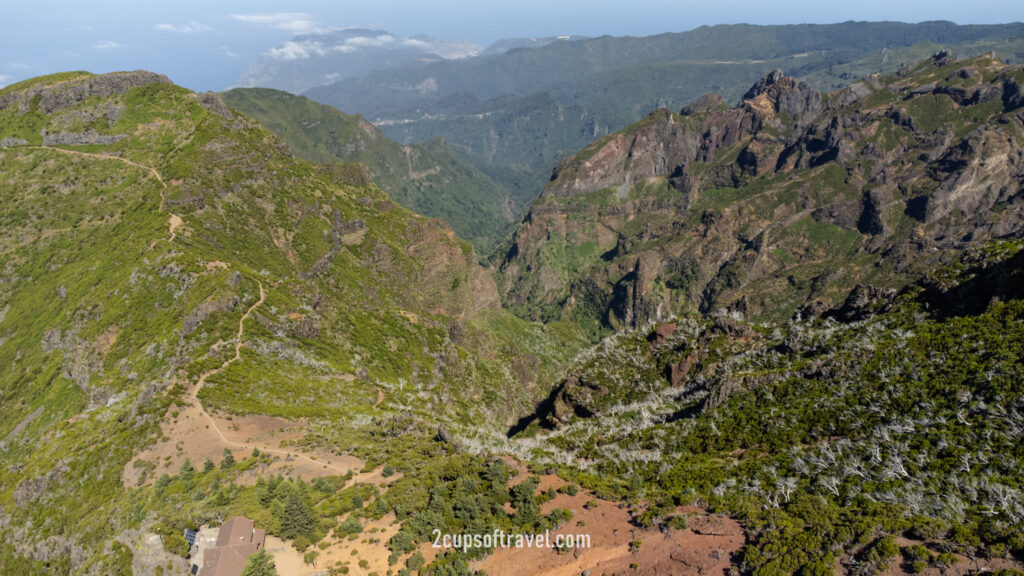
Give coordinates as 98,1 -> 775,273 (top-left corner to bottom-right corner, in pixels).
219,87 -> 523,257
497,51 -> 1024,336
297,22 -> 1024,245
0,69 -> 584,573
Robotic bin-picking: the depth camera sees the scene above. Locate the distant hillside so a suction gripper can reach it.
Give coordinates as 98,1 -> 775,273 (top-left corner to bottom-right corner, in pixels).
480,35 -> 587,55
302,22 -> 1024,224
221,87 -> 524,257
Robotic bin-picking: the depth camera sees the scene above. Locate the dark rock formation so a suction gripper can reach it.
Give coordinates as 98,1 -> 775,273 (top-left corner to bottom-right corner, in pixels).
648,322 -> 677,347
182,295 -> 239,335
825,284 -> 896,322
196,91 -> 234,119
499,54 -> 1024,329
0,71 -> 170,115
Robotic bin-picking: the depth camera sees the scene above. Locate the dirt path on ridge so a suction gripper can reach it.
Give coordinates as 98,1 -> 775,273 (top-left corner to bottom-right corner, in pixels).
22,145 -> 183,245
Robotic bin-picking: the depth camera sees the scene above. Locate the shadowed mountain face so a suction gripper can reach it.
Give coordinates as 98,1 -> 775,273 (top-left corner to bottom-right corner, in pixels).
497,52 -> 1024,335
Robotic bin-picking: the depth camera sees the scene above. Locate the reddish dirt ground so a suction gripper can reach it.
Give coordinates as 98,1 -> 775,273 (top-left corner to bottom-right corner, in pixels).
474,472 -> 745,576
122,280 -> 392,489
122,403 -> 370,487
265,513 -> 402,576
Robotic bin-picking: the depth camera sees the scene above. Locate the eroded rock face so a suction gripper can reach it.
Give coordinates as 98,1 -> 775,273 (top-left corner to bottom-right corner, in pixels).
742,69 -> 823,125
41,130 -> 127,146
500,54 -> 1024,328
0,71 -> 171,115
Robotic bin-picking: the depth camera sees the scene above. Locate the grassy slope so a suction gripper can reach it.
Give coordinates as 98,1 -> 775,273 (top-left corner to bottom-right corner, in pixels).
0,72 -> 584,573
220,87 -> 518,258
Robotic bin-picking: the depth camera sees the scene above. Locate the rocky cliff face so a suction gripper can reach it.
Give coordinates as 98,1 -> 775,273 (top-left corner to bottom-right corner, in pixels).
498,52 -> 1024,331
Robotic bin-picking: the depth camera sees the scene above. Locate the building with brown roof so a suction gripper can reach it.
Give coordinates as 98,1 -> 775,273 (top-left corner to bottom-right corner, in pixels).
195,517 -> 266,576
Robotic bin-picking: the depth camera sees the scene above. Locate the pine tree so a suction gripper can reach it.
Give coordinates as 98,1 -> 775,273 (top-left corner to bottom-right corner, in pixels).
279,490 -> 315,540
221,448 -> 235,469
240,549 -> 278,576
511,478 -> 539,527
179,458 -> 196,491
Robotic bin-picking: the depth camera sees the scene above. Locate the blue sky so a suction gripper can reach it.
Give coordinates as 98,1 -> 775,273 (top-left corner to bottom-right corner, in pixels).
2,0 -> 1023,92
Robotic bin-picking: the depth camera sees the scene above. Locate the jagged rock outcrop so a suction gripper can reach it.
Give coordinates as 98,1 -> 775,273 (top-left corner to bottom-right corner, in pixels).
0,71 -> 170,115
499,53 -> 1024,328
41,130 -> 127,146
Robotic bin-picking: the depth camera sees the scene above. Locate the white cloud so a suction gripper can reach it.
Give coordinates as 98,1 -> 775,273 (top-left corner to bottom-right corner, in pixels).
0,74 -> 13,88
231,12 -> 326,35
155,21 -> 213,34
266,40 -> 360,61
218,46 -> 238,58
402,38 -> 431,50
262,33 -> 436,62
92,41 -> 122,51
345,34 -> 395,48
267,40 -> 323,61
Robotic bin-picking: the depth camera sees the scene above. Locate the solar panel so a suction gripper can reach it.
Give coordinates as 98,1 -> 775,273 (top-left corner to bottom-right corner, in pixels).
184,529 -> 198,547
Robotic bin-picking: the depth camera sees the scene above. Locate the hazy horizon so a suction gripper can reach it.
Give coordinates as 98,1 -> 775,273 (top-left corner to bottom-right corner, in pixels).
3,1 -> 1024,92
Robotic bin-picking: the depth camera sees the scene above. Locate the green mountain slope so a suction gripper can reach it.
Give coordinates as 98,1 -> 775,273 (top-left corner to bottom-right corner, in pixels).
220,87 -> 520,258
4,55 -> 1024,576
0,71 -> 583,573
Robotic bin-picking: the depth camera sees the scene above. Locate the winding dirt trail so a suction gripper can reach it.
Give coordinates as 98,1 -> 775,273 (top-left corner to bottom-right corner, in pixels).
44,143 -> 373,485
24,145 -> 166,187
185,280 -> 264,404
22,145 -> 182,244
182,281 -> 357,477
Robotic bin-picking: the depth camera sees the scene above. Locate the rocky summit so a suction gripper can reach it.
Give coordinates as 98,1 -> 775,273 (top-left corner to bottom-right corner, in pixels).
498,52 -> 1024,334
